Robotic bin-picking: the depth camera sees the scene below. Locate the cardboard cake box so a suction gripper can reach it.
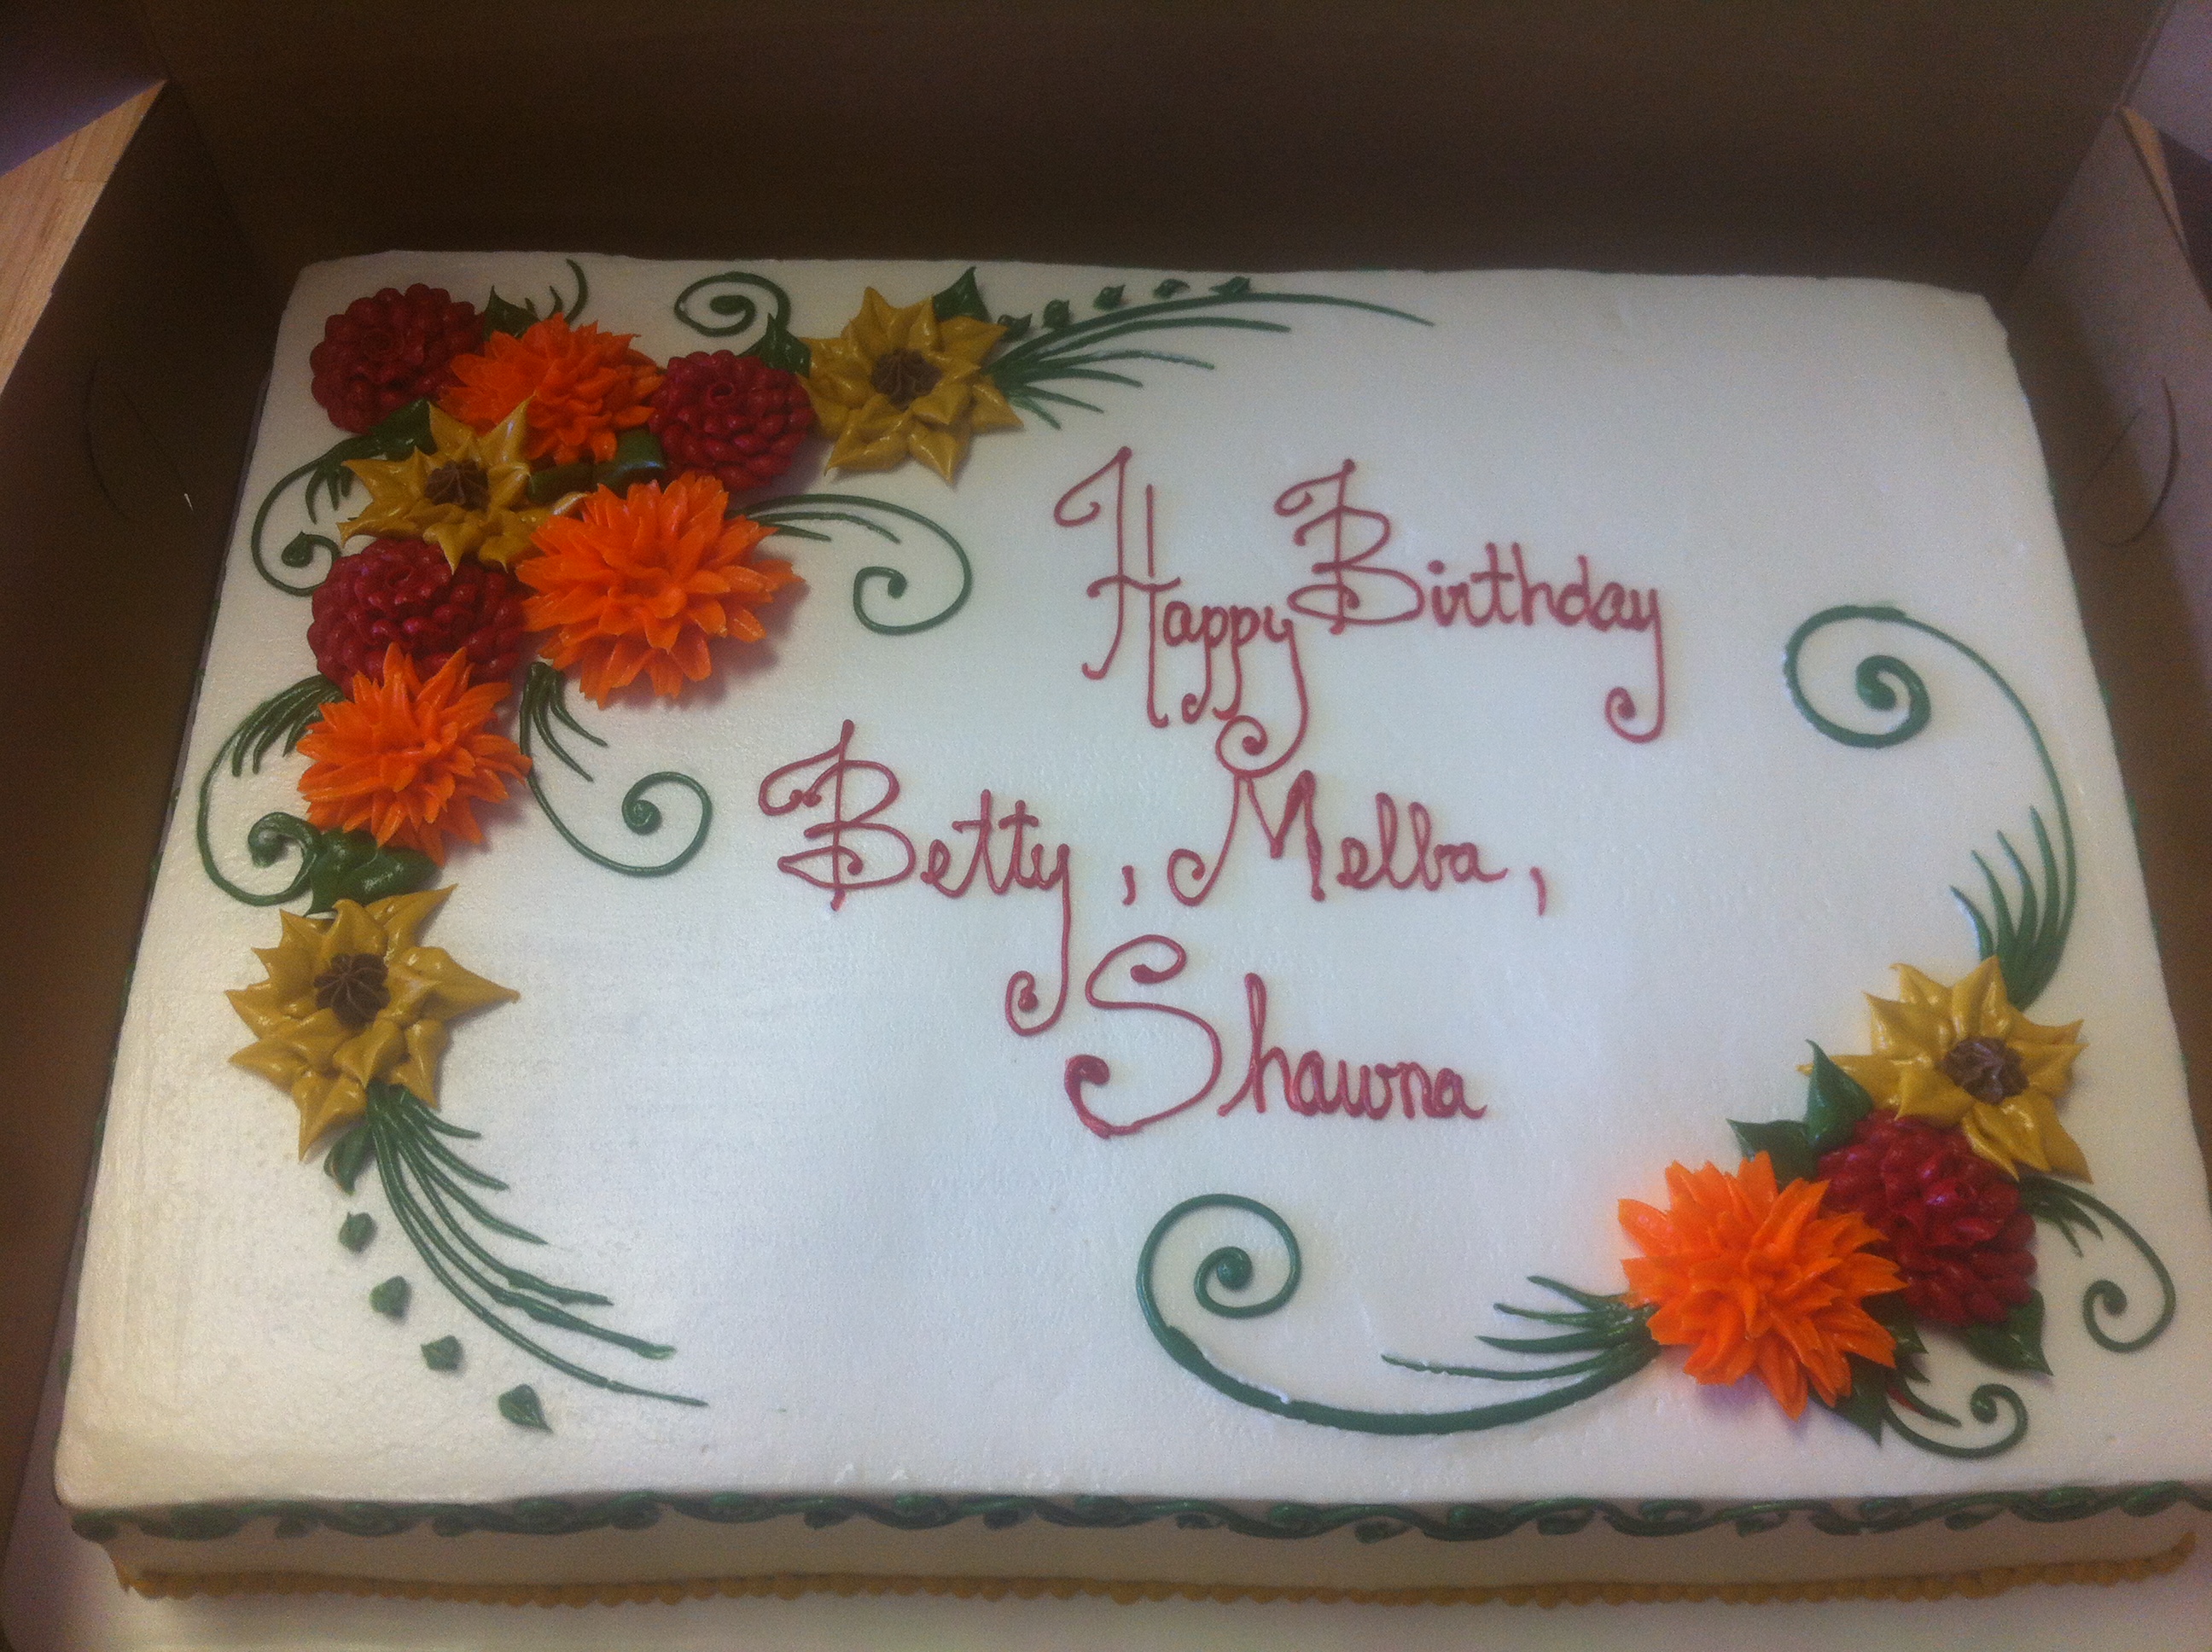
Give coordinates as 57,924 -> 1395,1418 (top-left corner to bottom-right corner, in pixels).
3,1 -> 2210,1643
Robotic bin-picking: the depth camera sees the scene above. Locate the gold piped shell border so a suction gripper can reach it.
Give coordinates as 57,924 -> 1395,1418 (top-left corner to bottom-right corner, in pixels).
117,1529 -> 2192,1608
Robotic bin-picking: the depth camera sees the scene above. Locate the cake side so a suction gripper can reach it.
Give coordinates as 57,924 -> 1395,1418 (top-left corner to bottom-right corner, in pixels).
54,256 -> 2212,1592
79,1490 -> 2209,1595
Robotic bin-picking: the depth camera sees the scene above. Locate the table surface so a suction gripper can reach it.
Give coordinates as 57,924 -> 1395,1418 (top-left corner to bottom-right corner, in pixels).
0,86 -> 158,397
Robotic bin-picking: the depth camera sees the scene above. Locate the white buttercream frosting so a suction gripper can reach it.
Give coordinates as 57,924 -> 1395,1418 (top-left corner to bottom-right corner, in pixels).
55,256 -> 2212,1589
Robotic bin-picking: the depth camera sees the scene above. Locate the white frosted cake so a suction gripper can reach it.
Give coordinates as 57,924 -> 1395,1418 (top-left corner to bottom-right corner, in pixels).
53,254 -> 2212,1604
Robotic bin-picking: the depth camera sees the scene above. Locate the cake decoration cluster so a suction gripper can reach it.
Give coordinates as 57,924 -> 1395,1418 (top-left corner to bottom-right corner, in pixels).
1140,606 -> 2174,1460
207,259 -> 1430,1427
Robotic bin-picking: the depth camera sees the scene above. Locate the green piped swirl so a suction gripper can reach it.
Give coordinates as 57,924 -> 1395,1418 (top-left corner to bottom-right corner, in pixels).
73,1482 -> 2212,1546
673,271 -> 792,344
1138,1196 -> 1658,1436
1783,604 -> 2076,1008
518,664 -> 713,878
751,493 -> 974,637
247,400 -> 437,596
2023,1176 -> 2178,1352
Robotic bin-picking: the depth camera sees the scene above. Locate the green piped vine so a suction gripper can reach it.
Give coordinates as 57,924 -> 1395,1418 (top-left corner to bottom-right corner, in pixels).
753,493 -> 974,636
323,1080 -> 701,1408
970,272 -> 1432,430
675,270 -> 791,346
1138,606 -> 2179,1463
518,662 -> 713,877
247,399 -> 435,596
1776,602 -> 2173,1443
1138,1196 -> 1660,1437
1784,604 -> 2075,1009
71,1480 -> 2212,1547
195,674 -> 436,911
2019,1176 -> 2176,1352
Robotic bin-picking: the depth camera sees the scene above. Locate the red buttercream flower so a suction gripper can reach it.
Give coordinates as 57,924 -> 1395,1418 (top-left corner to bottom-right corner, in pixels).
649,352 -> 816,493
309,286 -> 483,435
1816,1115 -> 2038,1327
309,538 -> 530,687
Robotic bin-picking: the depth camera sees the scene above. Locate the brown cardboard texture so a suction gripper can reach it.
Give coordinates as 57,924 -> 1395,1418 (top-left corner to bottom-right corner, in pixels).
0,89 -> 275,1570
137,0 -> 2157,301
2010,109 -> 2212,1165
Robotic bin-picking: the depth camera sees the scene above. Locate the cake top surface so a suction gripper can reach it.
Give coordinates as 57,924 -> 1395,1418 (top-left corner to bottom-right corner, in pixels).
55,254 -> 2212,1515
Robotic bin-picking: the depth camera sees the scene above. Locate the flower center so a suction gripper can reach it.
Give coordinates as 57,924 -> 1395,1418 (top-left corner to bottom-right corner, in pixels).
315,953 -> 391,1028
870,348 -> 942,410
1939,1035 -> 2027,1104
422,459 -> 491,512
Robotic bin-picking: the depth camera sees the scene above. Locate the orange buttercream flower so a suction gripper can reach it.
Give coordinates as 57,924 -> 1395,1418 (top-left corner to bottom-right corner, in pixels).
297,645 -> 530,864
1618,1154 -> 1901,1419
520,472 -> 799,705
440,314 -> 664,465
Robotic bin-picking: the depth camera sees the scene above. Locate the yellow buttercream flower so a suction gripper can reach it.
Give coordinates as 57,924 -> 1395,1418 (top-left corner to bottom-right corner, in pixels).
801,288 -> 1021,482
227,887 -> 517,1155
1831,957 -> 2087,1180
340,402 -> 554,570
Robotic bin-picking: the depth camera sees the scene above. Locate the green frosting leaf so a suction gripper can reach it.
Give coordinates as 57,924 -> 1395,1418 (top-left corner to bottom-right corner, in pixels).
1153,277 -> 1190,300
337,1213 -> 375,1254
294,823 -> 436,915
483,288 -> 543,339
1867,1294 -> 1927,1359
323,1122 -> 375,1195
1094,284 -> 1126,311
499,1383 -> 550,1431
597,428 -> 669,495
525,431 -> 673,507
1958,1292 -> 2052,1376
527,461 -> 597,506
746,311 -> 812,376
1819,1353 -> 1894,1444
996,313 -> 1033,343
1210,276 -> 1254,298
1802,1044 -> 1875,1155
1042,299 -> 1073,331
929,267 -> 991,324
364,398 -> 437,458
421,1335 -> 463,1373
1727,1119 -> 1817,1187
369,1277 -> 410,1320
